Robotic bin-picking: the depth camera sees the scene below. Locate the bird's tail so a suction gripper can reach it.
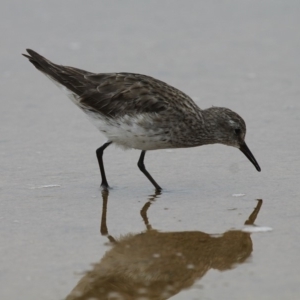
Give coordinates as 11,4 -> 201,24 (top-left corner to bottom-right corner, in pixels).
22,49 -> 92,97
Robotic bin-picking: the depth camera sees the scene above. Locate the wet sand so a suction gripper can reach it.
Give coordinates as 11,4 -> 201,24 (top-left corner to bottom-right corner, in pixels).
1,1 -> 300,299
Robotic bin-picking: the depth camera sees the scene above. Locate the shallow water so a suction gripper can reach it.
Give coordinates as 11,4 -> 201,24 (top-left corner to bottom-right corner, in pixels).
1,1 -> 300,299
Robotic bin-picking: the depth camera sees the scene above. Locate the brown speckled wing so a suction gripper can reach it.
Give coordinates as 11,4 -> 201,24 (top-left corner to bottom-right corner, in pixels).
81,72 -> 202,120
23,49 -> 199,119
80,73 -> 169,117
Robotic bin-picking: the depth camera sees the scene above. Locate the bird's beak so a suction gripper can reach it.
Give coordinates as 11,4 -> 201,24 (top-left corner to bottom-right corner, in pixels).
239,142 -> 261,172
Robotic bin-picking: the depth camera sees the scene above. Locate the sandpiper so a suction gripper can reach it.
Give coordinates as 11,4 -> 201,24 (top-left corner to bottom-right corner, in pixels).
23,49 -> 261,191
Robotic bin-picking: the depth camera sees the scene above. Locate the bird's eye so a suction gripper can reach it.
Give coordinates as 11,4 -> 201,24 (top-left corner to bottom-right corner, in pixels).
235,128 -> 241,135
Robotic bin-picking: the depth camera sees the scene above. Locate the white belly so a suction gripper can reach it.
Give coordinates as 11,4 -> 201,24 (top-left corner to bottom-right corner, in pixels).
86,112 -> 172,150
48,84 -> 172,150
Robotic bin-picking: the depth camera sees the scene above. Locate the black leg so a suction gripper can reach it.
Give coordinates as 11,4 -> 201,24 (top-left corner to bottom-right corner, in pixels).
96,141 -> 112,189
137,151 -> 162,191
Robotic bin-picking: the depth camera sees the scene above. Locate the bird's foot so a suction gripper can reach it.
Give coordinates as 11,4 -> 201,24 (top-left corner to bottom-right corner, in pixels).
100,182 -> 111,192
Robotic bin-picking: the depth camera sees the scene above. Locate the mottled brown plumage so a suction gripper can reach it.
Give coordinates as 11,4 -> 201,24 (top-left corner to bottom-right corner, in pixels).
23,49 -> 261,190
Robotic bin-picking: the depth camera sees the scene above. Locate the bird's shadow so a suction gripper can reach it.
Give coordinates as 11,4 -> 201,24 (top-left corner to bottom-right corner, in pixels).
66,192 -> 263,300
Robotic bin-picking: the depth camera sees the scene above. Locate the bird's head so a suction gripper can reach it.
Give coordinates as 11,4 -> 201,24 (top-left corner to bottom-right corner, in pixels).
204,107 -> 261,172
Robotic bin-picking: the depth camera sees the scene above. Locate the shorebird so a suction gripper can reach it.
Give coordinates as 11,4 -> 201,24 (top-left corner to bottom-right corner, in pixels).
23,49 -> 261,191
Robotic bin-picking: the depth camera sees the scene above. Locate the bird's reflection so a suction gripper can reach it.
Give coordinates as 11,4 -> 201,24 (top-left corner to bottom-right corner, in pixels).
66,192 -> 263,300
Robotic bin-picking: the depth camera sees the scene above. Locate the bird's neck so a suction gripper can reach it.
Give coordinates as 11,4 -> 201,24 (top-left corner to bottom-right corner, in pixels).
199,107 -> 227,145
